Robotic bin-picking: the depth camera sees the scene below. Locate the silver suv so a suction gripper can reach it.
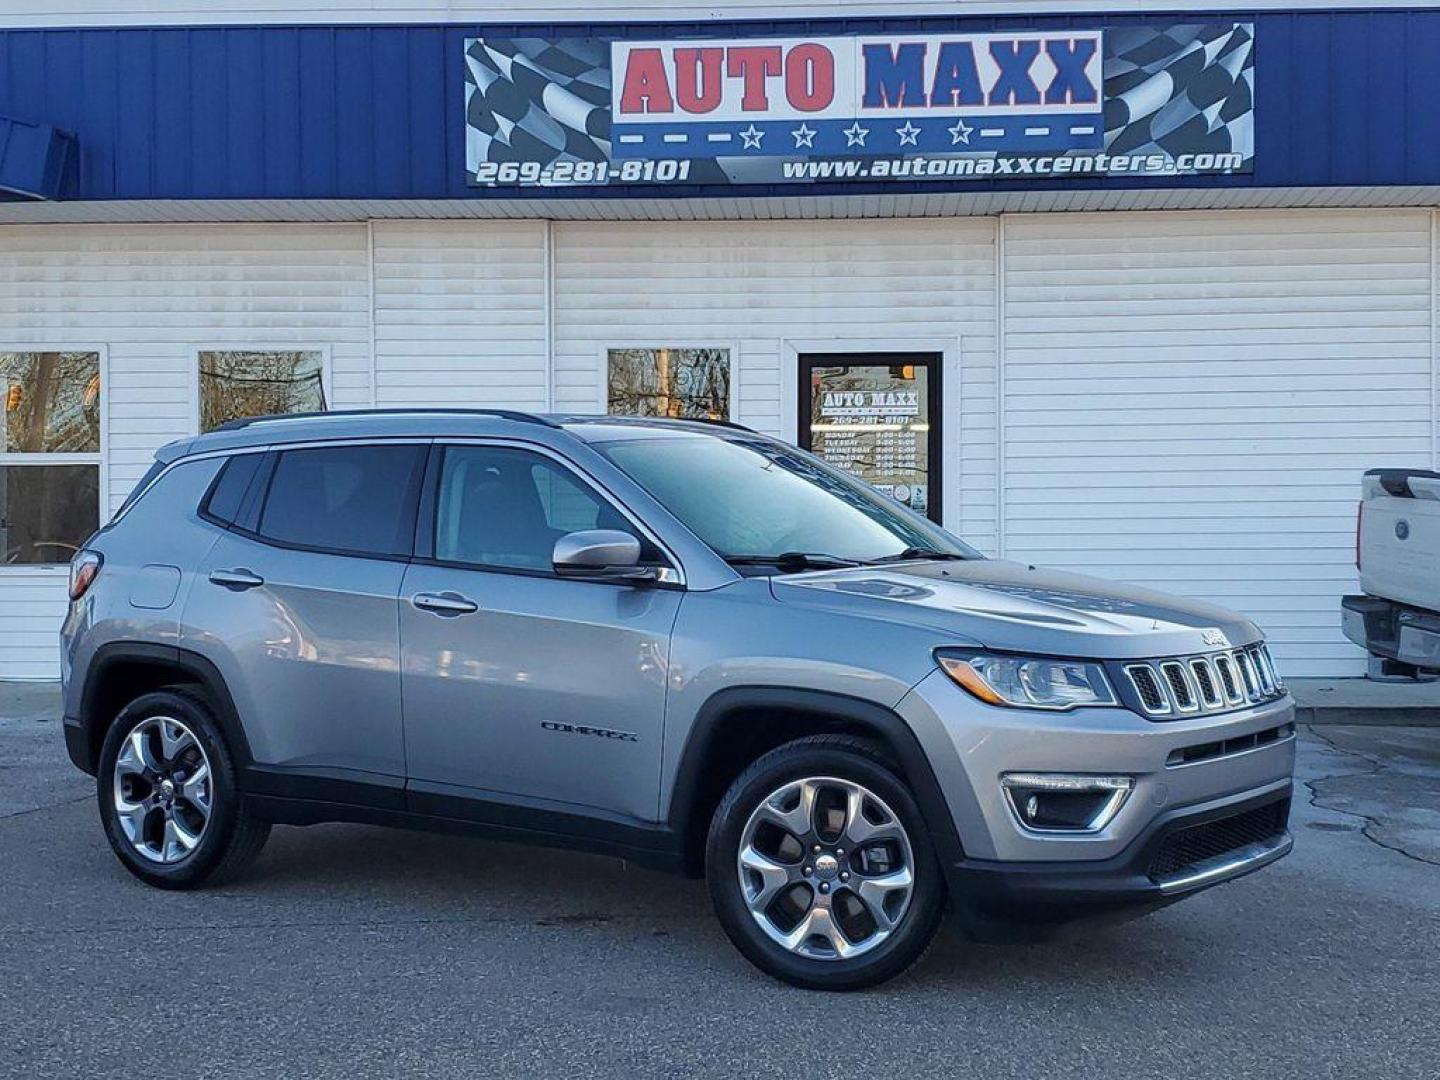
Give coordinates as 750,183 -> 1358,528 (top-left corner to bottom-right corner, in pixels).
60,410 -> 1295,990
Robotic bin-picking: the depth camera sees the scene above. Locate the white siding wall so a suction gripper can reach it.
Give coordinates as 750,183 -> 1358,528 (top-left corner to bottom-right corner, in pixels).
999,209 -> 1437,677
1,208 -> 1436,678
0,222 -> 371,677
550,218 -> 1001,550
371,221 -> 549,410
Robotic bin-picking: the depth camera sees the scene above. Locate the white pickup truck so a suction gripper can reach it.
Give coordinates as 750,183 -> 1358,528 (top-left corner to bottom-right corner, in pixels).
1343,468 -> 1440,675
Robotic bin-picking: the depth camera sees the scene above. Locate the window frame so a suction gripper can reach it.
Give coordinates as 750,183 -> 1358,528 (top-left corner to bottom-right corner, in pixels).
414,438 -> 685,587
598,341 -> 741,423
190,345 -> 333,435
0,344 -> 108,575
216,438 -> 432,564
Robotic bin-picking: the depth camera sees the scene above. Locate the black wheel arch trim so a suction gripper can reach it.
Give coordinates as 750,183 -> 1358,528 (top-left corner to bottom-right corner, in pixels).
667,686 -> 966,868
71,642 -> 255,776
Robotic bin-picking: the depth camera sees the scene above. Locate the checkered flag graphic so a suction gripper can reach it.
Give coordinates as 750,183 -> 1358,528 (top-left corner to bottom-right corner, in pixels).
465,38 -> 611,171
1103,24 -> 1254,165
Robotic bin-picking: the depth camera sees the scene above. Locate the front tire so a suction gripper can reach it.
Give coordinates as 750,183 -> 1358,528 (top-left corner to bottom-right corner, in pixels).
706,735 -> 946,990
97,687 -> 269,889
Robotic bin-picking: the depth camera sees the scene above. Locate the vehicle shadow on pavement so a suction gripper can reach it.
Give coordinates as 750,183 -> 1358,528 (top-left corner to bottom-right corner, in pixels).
215,818 -> 1186,991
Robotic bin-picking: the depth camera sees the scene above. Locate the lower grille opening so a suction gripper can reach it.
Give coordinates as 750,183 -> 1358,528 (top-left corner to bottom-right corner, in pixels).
1166,723 -> 1295,767
1147,798 -> 1290,883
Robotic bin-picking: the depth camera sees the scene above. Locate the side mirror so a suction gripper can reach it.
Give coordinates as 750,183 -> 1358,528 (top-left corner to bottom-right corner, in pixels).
553,529 -> 654,582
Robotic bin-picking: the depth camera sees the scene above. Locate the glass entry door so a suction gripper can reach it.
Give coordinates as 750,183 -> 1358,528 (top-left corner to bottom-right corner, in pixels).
798,353 -> 941,522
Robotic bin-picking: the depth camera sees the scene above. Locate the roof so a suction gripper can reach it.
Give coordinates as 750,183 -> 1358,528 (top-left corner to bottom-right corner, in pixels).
156,409 -> 756,461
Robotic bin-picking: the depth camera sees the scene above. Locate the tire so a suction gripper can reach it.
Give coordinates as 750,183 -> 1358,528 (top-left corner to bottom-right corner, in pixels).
706,734 -> 946,991
96,686 -> 270,889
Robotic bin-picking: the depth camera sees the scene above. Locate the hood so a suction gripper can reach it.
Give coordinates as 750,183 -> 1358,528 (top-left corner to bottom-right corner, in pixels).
768,558 -> 1260,660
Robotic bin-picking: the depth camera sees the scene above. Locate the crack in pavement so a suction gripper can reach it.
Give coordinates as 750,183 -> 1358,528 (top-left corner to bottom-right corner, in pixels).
0,794 -> 90,821
1303,725 -> 1440,868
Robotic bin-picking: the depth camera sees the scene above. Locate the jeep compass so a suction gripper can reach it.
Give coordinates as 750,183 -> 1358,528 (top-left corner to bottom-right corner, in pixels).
61,410 -> 1295,990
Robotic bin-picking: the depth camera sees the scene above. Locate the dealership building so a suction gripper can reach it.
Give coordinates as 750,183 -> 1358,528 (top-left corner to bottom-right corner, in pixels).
0,1 -> 1437,680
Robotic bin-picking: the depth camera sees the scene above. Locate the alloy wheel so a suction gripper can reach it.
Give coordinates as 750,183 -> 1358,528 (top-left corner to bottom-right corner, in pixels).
736,775 -> 915,960
111,716 -> 214,864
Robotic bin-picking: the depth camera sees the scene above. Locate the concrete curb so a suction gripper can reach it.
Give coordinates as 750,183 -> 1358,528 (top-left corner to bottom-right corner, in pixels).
1297,705 -> 1440,727
1288,676 -> 1440,727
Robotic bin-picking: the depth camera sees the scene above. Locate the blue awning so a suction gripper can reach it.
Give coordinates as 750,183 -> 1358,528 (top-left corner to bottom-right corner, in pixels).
0,114 -> 74,200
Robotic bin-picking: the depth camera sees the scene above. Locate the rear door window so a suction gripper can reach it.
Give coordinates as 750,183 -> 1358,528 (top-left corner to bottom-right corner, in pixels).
256,444 -> 427,558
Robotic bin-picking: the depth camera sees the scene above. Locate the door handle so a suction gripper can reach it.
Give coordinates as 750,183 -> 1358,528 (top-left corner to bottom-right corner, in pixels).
209,568 -> 265,590
412,591 -> 479,616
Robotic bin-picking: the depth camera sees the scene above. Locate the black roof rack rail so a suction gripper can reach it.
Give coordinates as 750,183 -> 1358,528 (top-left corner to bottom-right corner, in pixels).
214,408 -> 560,432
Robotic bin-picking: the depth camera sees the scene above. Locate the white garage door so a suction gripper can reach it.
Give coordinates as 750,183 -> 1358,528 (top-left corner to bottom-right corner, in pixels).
1000,209 -> 1436,678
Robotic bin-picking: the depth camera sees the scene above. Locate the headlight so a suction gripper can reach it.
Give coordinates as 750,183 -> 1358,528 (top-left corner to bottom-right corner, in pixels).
936,650 -> 1118,710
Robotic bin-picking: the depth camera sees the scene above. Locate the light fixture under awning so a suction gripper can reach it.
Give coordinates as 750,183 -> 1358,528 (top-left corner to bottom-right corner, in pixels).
0,115 -> 75,200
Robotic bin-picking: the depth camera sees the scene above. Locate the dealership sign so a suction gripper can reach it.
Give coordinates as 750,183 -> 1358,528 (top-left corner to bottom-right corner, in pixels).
464,24 -> 1254,187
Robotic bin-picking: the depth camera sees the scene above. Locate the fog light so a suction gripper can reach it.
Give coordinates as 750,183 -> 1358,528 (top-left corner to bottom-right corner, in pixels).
1001,773 -> 1133,833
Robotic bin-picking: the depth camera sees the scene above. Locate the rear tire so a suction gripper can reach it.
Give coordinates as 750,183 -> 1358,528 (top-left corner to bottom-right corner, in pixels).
706,735 -> 946,990
96,687 -> 269,889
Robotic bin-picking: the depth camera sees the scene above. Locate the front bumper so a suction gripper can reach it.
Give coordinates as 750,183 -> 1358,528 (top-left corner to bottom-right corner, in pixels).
944,782 -> 1292,938
896,667 -> 1296,929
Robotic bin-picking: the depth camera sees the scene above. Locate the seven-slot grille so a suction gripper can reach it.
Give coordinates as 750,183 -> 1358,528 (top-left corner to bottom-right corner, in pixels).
1123,644 -> 1284,719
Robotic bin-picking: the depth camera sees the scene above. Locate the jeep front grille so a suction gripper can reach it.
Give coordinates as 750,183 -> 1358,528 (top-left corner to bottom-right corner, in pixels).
1123,644 -> 1285,720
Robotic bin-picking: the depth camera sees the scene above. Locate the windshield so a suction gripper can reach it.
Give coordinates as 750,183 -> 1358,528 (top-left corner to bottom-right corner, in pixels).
596,434 -> 980,565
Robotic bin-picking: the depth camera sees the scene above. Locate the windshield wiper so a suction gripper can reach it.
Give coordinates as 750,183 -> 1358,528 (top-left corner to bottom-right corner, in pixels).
722,552 -> 862,571
866,547 -> 970,565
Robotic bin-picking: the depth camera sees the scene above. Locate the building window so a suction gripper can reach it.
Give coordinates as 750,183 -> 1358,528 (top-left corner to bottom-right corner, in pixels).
198,350 -> 327,433
607,347 -> 730,420
0,351 -> 102,566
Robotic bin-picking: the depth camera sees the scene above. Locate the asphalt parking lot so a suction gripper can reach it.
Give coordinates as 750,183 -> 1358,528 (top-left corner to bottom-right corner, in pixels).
2,697 -> 1437,1079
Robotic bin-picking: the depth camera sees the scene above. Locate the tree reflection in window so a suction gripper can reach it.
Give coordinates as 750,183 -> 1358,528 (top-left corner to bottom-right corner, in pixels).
607,348 -> 730,420
199,351 -> 326,433
0,352 -> 102,565
0,352 -> 101,453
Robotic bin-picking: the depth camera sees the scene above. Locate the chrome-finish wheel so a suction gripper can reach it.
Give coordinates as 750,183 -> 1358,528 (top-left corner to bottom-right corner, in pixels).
736,776 -> 915,961
111,716 -> 213,864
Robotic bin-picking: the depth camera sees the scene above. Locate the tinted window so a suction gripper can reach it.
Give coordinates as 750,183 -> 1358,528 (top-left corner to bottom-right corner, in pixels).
258,445 -> 426,557
434,446 -> 634,570
201,453 -> 264,526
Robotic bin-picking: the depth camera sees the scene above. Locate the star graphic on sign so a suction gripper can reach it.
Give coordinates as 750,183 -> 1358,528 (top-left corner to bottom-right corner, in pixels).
791,123 -> 817,149
739,124 -> 765,150
842,121 -> 870,147
895,120 -> 922,147
947,117 -> 974,145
